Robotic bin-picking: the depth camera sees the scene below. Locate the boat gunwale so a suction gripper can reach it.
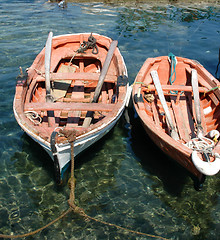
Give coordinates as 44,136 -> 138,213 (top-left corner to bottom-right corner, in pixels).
13,32 -> 129,149
13,82 -> 129,149
132,55 -> 220,179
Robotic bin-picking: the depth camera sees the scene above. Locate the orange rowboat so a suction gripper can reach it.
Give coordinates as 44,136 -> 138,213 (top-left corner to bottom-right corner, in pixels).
132,54 -> 220,188
14,32 -> 130,184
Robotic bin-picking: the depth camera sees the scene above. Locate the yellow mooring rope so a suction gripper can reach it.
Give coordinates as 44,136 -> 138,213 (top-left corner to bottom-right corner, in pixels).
0,134 -> 170,240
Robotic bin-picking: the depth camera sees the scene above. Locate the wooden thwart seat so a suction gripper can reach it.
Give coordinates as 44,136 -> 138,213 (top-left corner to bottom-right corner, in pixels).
35,72 -> 117,83
144,84 -> 207,93
24,102 -> 115,112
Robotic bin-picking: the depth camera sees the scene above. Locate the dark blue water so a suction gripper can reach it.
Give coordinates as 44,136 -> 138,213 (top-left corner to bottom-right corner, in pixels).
0,1 -> 220,239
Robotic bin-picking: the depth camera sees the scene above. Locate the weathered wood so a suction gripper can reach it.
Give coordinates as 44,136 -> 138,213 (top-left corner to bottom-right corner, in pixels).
45,32 -> 56,127
36,72 -> 117,83
82,40 -> 118,128
106,83 -> 114,103
93,40 -> 118,103
151,100 -> 161,126
189,96 -> 207,135
45,31 -> 53,102
184,93 -> 197,138
151,70 -> 179,140
71,80 -> 84,99
191,69 -> 203,136
170,96 -> 190,142
144,84 -> 208,93
67,111 -> 81,127
13,32 -> 129,185
133,55 -> 220,181
24,102 -> 115,112
186,66 -> 219,105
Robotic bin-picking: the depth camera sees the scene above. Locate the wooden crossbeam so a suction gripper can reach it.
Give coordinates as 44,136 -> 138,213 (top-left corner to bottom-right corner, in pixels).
35,72 -> 117,83
24,102 -> 115,112
143,84 -> 208,93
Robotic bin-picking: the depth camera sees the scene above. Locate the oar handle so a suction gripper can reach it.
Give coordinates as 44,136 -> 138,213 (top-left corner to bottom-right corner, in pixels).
45,31 -> 53,102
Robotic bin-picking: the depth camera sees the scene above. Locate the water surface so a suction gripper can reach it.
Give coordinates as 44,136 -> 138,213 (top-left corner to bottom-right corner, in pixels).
0,1 -> 220,239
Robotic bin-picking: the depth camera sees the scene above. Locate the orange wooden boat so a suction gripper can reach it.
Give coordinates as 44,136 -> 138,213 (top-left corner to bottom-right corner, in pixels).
132,54 -> 220,187
13,32 -> 130,184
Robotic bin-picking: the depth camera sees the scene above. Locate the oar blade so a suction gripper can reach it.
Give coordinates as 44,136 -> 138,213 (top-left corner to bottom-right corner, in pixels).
151,70 -> 179,140
92,40 -> 118,103
82,40 -> 118,128
191,68 -> 203,137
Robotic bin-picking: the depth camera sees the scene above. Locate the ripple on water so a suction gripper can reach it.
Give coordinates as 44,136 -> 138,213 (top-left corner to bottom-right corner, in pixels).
0,1 -> 220,239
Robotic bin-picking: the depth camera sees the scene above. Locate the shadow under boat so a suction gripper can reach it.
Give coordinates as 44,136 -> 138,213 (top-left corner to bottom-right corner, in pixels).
127,106 -> 201,195
12,120 -> 123,186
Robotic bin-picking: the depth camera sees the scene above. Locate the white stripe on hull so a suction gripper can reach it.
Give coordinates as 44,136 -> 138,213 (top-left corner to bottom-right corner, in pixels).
20,83 -> 130,176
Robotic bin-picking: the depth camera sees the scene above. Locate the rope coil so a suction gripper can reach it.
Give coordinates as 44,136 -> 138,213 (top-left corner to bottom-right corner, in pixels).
168,53 -> 184,95
24,111 -> 42,125
77,33 -> 98,54
185,136 -> 215,156
0,128 -> 170,239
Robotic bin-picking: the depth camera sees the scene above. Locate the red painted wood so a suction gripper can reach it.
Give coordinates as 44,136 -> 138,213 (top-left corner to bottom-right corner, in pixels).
132,55 -> 220,181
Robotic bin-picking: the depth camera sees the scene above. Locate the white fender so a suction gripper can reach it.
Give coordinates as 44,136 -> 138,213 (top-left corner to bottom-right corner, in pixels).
191,151 -> 220,176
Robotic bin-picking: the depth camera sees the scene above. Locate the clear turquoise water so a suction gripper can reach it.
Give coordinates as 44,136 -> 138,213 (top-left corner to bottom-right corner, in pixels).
0,1 -> 220,239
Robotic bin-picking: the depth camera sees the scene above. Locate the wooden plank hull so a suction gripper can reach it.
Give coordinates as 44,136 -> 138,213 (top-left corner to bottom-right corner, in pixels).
13,33 -> 130,184
132,55 -> 220,184
139,116 -> 202,180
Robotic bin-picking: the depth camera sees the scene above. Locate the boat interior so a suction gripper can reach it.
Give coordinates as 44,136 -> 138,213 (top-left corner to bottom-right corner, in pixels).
135,57 -> 220,144
23,50 -> 126,135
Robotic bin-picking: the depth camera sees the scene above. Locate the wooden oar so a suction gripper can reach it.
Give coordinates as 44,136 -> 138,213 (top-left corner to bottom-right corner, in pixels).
191,69 -> 220,174
45,31 -> 53,103
82,40 -> 118,128
191,68 -> 203,138
150,70 -> 179,140
45,32 -> 55,127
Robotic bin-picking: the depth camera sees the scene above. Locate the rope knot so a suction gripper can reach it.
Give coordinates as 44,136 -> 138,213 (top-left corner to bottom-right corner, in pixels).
68,201 -> 88,218
59,129 -> 78,142
77,33 -> 98,54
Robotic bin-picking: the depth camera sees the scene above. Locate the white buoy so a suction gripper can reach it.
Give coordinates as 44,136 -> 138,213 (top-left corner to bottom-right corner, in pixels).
191,151 -> 220,176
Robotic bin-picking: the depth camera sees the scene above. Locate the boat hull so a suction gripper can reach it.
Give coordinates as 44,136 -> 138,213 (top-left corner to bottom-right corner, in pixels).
138,116 -> 204,180
22,101 -> 125,182
132,55 -> 220,184
13,32 -> 130,184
